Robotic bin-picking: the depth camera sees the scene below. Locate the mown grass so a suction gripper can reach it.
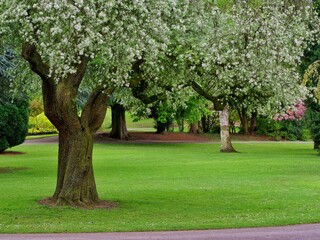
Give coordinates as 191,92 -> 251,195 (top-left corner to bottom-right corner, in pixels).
1,142 -> 320,233
100,109 -> 155,132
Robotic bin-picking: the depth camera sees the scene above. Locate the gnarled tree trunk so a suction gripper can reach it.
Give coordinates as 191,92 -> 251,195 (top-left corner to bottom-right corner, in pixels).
109,103 -> 130,140
22,42 -> 112,207
219,106 -> 236,153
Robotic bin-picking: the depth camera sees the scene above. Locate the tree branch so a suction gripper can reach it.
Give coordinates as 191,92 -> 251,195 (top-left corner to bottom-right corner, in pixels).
65,56 -> 89,89
191,81 -> 224,110
81,87 -> 114,133
21,42 -> 50,82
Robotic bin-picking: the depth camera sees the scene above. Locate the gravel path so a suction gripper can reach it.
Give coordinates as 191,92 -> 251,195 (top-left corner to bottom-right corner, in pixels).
1,223 -> 320,240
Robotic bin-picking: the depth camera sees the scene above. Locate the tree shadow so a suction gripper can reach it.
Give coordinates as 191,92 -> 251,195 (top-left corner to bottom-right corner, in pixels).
0,151 -> 25,156
0,167 -> 29,174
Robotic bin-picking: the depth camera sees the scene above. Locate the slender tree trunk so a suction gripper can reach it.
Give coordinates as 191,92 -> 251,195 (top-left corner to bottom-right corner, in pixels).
189,122 -> 200,134
177,119 -> 185,132
241,108 -> 249,135
109,103 -> 130,140
201,116 -> 210,133
250,111 -> 257,135
219,106 -> 236,152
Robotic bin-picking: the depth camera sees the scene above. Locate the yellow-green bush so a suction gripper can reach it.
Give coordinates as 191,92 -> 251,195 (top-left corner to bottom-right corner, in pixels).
28,112 -> 58,135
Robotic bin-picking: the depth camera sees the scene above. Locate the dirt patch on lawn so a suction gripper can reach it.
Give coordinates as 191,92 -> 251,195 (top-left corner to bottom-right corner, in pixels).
0,167 -> 29,174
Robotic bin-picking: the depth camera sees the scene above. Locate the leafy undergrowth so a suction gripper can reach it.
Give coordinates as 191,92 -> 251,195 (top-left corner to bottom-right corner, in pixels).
0,142 -> 320,233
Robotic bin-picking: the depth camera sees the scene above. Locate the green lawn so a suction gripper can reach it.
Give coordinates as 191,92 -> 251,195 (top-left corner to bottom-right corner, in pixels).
1,142 -> 320,233
100,109 -> 155,132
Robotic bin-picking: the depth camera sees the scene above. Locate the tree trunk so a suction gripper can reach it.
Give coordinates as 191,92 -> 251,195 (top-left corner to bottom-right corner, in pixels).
109,103 -> 130,140
219,106 -> 236,153
156,121 -> 166,134
46,85 -> 110,207
201,116 -> 210,133
189,122 -> 200,134
250,111 -> 257,135
314,141 -> 320,150
177,119 -> 185,132
240,108 -> 249,135
53,130 -> 98,206
22,42 -> 113,207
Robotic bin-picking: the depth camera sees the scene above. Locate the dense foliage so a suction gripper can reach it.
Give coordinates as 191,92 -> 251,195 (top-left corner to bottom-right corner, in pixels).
0,101 -> 29,152
183,1 -> 318,115
0,49 -> 28,152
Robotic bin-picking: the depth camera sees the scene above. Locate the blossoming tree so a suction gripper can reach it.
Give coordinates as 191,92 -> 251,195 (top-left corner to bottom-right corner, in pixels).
181,0 -> 318,152
0,0 -> 187,207
273,101 -> 307,121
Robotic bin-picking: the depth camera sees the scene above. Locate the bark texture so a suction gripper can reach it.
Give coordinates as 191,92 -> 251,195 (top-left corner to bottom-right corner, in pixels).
250,111 -> 257,134
109,103 -> 130,140
189,122 -> 200,134
238,109 -> 257,135
22,42 -> 113,207
219,106 -> 236,153
241,108 -> 249,135
54,130 -> 98,206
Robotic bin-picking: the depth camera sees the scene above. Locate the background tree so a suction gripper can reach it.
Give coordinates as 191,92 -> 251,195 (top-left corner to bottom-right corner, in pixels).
179,0 -> 318,152
109,99 -> 130,140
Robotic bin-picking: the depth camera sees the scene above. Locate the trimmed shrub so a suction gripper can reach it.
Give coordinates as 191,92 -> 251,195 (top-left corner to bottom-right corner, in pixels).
0,101 -> 29,152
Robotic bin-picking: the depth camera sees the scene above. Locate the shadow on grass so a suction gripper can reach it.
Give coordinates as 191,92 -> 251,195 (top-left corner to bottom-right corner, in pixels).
0,167 -> 29,174
0,151 -> 25,156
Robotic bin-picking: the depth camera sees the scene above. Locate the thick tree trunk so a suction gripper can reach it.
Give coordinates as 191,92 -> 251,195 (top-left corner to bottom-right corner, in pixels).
22,42 -> 112,207
109,103 -> 130,140
53,130 -> 98,206
219,106 -> 236,153
314,141 -> 320,150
